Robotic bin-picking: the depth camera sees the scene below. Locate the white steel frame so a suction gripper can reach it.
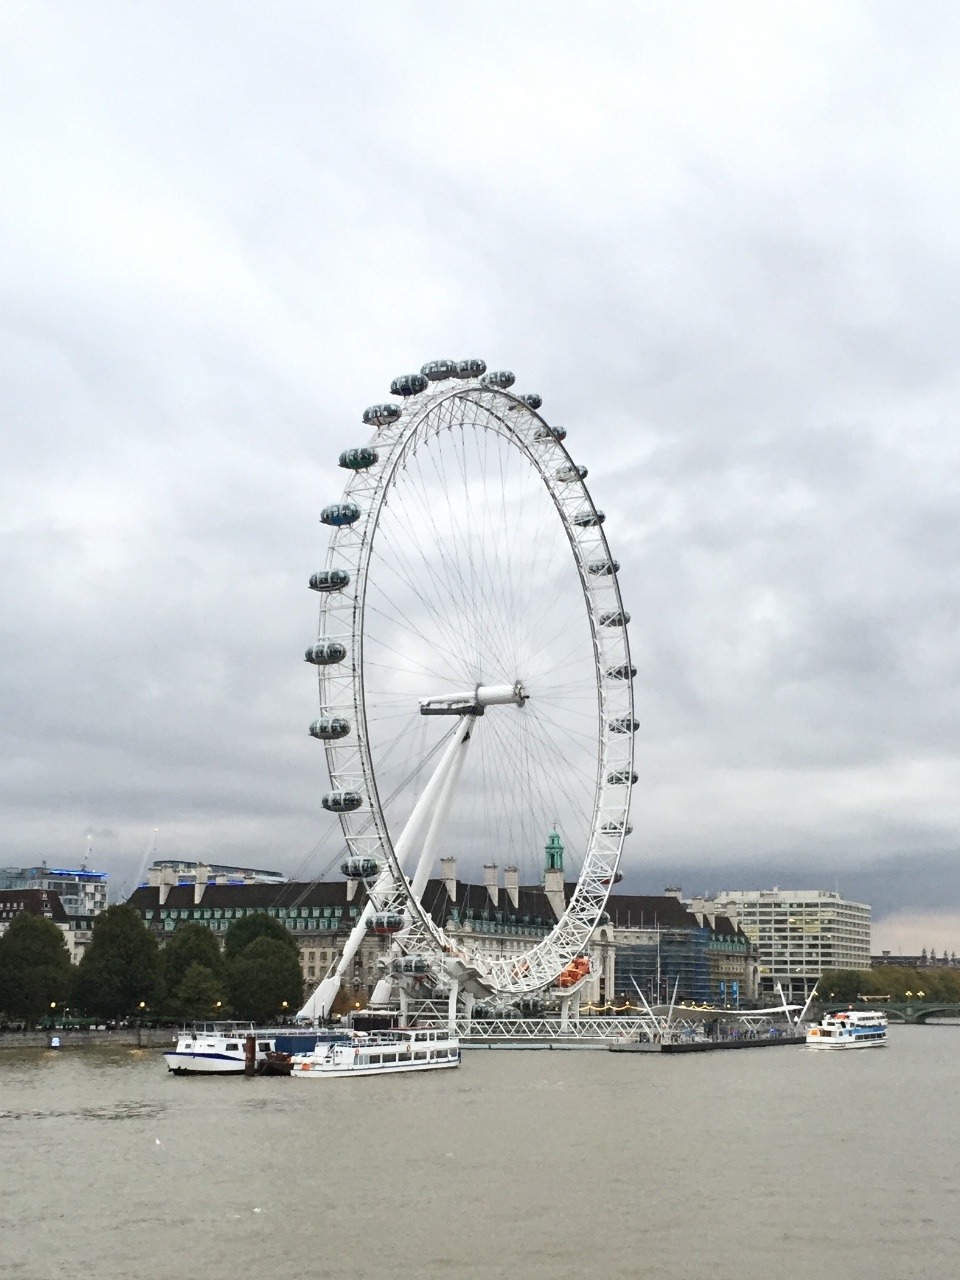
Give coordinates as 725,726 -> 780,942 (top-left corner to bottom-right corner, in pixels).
308,374 -> 634,1002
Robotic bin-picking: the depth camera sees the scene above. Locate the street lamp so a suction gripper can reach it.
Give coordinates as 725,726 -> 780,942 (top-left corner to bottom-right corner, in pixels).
917,990 -> 925,999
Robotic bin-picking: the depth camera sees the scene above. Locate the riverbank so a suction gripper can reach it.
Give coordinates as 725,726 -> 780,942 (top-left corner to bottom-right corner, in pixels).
0,1027 -> 172,1050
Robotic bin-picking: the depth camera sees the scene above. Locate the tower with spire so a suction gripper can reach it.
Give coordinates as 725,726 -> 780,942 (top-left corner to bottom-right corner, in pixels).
544,828 -> 564,873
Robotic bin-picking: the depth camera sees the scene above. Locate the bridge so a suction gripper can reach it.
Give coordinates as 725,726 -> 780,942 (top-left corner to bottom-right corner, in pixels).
822,1001 -> 960,1025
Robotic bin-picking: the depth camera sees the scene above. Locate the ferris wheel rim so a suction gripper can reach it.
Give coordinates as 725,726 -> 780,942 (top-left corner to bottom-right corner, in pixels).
313,372 -> 635,998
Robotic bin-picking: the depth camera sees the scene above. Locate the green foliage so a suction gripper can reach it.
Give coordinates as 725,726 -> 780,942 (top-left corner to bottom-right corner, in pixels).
226,936 -> 303,1023
820,967 -> 960,1003
161,923 -> 226,1020
73,904 -> 164,1020
170,962 -> 227,1020
223,913 -> 298,961
0,913 -> 73,1026
162,923 -> 223,992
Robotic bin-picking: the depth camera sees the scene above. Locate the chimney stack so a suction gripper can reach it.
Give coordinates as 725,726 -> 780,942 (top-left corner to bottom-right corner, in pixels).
440,856 -> 458,903
157,866 -> 176,906
483,864 -> 499,909
544,867 -> 565,921
504,866 -> 519,910
194,865 -> 211,906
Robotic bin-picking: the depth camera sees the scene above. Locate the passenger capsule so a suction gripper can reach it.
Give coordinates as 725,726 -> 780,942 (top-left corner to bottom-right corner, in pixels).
309,717 -> 351,740
304,641 -> 347,665
394,955 -> 430,975
517,995 -> 545,1015
556,463 -> 588,483
600,871 -> 624,886
521,392 -> 542,410
455,358 -> 486,379
322,790 -> 363,813
480,370 -> 516,390
309,569 -> 350,593
371,911 -> 404,935
390,373 -> 428,397
320,502 -> 361,527
572,509 -> 605,527
339,447 -> 378,471
605,663 -> 637,680
586,559 -> 619,576
599,609 -> 630,628
420,359 -> 458,381
363,403 -> 401,428
535,424 -> 567,441
610,716 -> 640,734
600,820 -> 633,836
606,769 -> 639,786
341,856 -> 381,879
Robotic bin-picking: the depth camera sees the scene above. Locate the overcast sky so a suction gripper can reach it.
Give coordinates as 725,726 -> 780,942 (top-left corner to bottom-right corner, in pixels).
3,2 -> 960,951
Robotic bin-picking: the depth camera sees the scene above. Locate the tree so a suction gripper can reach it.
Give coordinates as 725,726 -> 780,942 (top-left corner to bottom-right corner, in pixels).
162,923 -> 223,993
0,913 -> 73,1026
226,936 -> 303,1023
170,962 -> 227,1021
223,913 -> 298,961
73,905 -> 164,1020
819,969 -> 865,1002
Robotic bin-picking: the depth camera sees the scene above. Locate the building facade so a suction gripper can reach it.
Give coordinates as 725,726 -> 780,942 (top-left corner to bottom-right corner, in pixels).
126,879 -> 386,1002
0,865 -> 107,917
0,889 -> 96,962
125,851 -> 758,1011
690,888 -> 872,1001
602,891 -> 757,1007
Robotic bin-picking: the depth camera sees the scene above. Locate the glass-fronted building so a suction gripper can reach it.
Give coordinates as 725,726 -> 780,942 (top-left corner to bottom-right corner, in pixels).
0,865 -> 107,917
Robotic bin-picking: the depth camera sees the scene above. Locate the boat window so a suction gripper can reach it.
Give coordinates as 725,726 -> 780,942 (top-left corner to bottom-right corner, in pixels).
415,1051 -> 428,1060
369,1054 -> 381,1064
383,1053 -> 397,1063
225,1043 -> 239,1051
258,1042 -> 270,1051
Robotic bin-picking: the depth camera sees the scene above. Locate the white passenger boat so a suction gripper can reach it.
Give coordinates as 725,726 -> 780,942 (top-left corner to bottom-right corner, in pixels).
291,1026 -> 461,1079
164,1022 -> 347,1075
164,1022 -> 268,1074
805,1009 -> 888,1050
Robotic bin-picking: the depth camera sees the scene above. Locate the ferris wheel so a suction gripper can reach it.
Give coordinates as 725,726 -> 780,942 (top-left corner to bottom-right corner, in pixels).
298,360 -> 635,1020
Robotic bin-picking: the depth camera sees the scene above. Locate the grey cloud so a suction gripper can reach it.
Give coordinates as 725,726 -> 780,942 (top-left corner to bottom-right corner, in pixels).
3,5 -> 960,910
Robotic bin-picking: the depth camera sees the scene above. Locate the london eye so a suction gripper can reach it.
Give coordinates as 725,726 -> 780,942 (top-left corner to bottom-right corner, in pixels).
298,360 -> 635,1019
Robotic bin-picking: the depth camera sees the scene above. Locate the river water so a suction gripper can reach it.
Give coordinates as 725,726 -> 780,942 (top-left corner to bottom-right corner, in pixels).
1,1026 -> 957,1280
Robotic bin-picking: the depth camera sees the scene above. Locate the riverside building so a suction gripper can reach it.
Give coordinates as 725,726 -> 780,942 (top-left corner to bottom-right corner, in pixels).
689,888 -> 871,1002
0,864 -> 107,917
0,889 -> 97,962
126,835 -> 758,1009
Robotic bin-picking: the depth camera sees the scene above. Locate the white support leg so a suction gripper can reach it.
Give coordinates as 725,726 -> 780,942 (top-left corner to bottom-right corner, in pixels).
560,992 -> 581,1031
297,717 -> 476,1022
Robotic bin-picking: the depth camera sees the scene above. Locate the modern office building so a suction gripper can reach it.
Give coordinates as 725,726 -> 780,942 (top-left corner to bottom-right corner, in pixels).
0,865 -> 107,917
689,888 -> 872,1001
